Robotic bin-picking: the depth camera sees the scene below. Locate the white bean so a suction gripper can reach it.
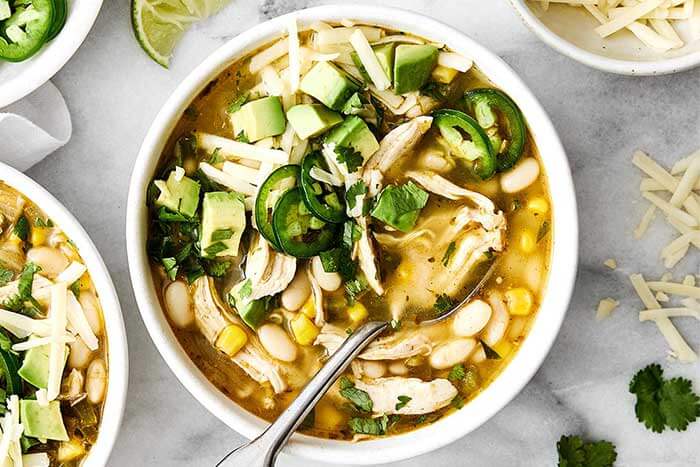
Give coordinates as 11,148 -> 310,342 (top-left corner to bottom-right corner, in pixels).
500,158 -> 540,194
420,150 -> 450,172
429,338 -> 476,370
26,247 -> 69,278
86,358 -> 107,404
483,292 -> 509,346
311,256 -> 341,292
68,337 -> 93,370
66,369 -> 84,399
453,299 -> 492,337
362,361 -> 386,379
164,281 -> 194,329
471,344 -> 487,363
78,292 -> 103,336
258,324 -> 298,362
388,361 -> 409,376
281,270 -> 311,311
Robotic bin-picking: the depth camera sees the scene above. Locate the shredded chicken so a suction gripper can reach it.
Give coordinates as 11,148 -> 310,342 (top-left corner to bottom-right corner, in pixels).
244,233 -> 296,300
315,324 -> 433,360
356,216 -> 384,296
355,377 -> 457,415
306,262 -> 325,327
192,277 -> 287,393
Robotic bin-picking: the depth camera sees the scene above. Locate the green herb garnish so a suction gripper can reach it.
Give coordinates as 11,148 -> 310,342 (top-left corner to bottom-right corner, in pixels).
12,216 -> 29,241
226,94 -> 248,114
447,364 -> 465,383
348,414 -> 389,435
433,294 -> 454,314
556,435 -> 617,467
345,181 -> 368,210
370,181 -> 428,232
334,146 -> 364,173
395,395 -> 411,411
441,241 -> 456,267
339,377 -> 373,413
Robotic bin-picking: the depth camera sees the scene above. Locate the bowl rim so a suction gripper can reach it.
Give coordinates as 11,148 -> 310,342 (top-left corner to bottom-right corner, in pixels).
0,0 -> 104,108
126,5 -> 579,464
0,162 -> 128,467
508,0 -> 700,76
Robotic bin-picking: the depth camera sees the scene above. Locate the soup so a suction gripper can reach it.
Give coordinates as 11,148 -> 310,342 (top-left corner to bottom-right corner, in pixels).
0,182 -> 108,465
147,20 -> 551,440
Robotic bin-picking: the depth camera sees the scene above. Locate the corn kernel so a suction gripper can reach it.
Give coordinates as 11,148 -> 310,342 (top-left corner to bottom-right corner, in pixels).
30,227 -> 48,246
300,296 -> 315,319
57,438 -> 86,462
347,302 -> 368,323
8,233 -> 22,245
77,273 -> 92,291
396,262 -> 412,280
315,401 -> 344,430
519,231 -> 536,253
505,287 -> 534,316
527,197 -> 549,215
431,65 -> 458,84
291,313 -> 319,346
493,340 -> 514,358
216,325 -> 248,357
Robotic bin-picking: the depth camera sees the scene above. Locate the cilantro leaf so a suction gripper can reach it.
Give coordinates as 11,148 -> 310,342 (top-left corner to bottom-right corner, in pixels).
348,414 -> 389,435
433,294 -> 454,314
226,94 -> 249,114
319,247 -> 356,281
450,394 -> 464,409
204,260 -> 232,278
447,364 -> 465,383
629,363 -> 700,433
441,241 -> 456,267
208,148 -> 224,165
342,220 -> 361,249
12,216 -> 29,241
370,182 -> 429,232
395,395 -> 411,411
335,146 -> 364,173
345,181 -> 368,210
0,267 -> 13,287
339,376 -> 373,412
557,435 -> 617,467
659,377 -> 700,431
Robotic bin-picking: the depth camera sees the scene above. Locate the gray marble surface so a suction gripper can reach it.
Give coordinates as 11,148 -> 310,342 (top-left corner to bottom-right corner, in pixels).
25,0 -> 700,465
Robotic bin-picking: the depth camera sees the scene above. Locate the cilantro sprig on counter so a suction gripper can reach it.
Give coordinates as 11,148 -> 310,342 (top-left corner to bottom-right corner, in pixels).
557,435 -> 617,467
629,363 -> 700,433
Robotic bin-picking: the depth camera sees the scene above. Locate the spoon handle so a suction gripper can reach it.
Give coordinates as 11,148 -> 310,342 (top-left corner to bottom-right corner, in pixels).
216,320 -> 389,467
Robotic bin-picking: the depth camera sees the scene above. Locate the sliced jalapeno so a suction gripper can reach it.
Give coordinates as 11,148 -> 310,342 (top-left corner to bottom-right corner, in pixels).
464,88 -> 526,172
255,164 -> 300,250
46,0 -> 68,41
300,151 -> 347,224
433,109 -> 496,180
272,188 -> 339,258
0,0 -> 54,62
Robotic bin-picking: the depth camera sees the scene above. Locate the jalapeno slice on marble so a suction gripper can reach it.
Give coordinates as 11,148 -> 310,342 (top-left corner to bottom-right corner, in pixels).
464,88 -> 526,172
254,164 -> 300,251
0,0 -> 54,62
272,188 -> 339,258
433,108 -> 496,180
300,151 -> 347,224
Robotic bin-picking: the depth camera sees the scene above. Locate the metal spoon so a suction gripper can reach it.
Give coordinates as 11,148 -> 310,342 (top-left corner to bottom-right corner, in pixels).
216,261 -> 497,467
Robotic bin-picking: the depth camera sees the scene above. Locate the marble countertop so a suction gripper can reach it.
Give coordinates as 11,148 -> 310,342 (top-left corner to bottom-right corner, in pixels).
26,0 -> 699,465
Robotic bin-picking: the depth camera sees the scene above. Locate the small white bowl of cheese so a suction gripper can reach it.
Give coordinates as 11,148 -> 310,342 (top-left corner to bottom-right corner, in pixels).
510,0 -> 700,75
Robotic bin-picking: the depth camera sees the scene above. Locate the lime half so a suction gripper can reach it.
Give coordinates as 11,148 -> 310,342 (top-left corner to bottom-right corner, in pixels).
132,0 -> 232,68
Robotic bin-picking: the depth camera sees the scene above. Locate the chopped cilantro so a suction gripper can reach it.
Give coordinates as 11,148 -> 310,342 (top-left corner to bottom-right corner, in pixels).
319,247 -> 356,281
203,242 -> 228,258
450,394 -> 464,410
342,220 -> 361,249
395,395 -> 411,411
334,146 -> 364,173
447,364 -> 465,383
226,94 -> 248,114
162,257 -> 178,281
433,294 -> 454,315
238,279 -> 252,300
34,217 -> 53,228
348,414 -> 389,435
12,216 -> 29,241
441,241 -> 456,267
235,131 -> 250,143
0,267 -> 13,287
370,181 -> 429,232
208,148 -> 224,165
211,228 -> 234,241
339,377 -> 373,412
69,281 -> 81,299
345,181 -> 368,210
204,260 -> 231,278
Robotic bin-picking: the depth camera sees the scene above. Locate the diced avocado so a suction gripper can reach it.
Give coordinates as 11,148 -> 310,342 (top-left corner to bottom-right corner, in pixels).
351,43 -> 395,84
341,93 -> 363,115
0,1 -> 12,21
229,280 -> 269,329
20,400 -> 69,442
18,341 -> 68,390
393,44 -> 439,94
155,171 -> 201,218
230,96 -> 286,143
286,104 -> 343,140
299,62 -> 360,111
200,192 -> 246,258
325,116 -> 379,159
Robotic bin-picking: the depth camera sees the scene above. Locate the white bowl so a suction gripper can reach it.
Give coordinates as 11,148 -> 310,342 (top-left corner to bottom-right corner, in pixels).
0,162 -> 128,466
510,0 -> 700,75
126,5 -> 578,465
0,0 -> 103,108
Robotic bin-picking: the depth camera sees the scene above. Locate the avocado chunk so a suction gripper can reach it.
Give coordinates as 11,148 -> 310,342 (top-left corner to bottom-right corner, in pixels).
351,43 -> 395,84
229,280 -> 270,329
341,93 -> 363,115
230,96 -> 286,143
299,62 -> 360,111
154,171 -> 201,218
325,116 -> 379,159
200,192 -> 246,258
393,44 -> 439,94
21,400 -> 69,442
18,343 -> 51,389
286,104 -> 343,140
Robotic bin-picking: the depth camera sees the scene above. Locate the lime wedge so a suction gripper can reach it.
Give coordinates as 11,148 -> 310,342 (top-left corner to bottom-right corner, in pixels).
131,0 -> 232,68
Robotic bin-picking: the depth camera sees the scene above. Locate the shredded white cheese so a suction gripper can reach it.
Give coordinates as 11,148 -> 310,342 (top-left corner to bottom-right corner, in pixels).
315,27 -> 382,46
47,282 -> 68,401
603,258 -> 618,269
11,335 -> 75,352
55,261 -> 86,286
437,52 -> 473,72
287,17 -> 301,93
221,161 -> 260,185
250,38 -> 289,73
196,133 -> 289,165
0,310 -> 51,339
199,162 -> 257,196
66,292 -> 98,351
349,29 -> 391,90
596,297 -> 620,320
640,307 -> 700,321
